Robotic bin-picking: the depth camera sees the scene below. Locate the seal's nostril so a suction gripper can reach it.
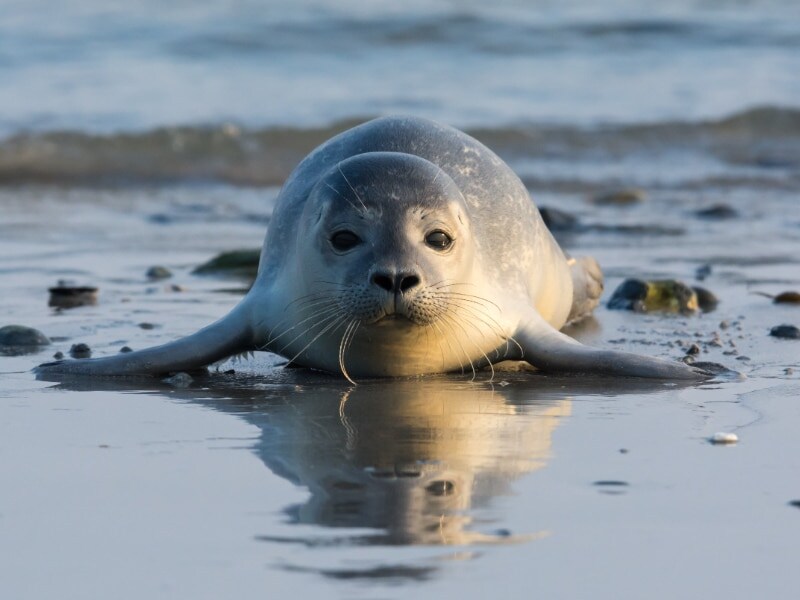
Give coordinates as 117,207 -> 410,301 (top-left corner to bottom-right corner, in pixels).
398,275 -> 420,292
372,273 -> 394,292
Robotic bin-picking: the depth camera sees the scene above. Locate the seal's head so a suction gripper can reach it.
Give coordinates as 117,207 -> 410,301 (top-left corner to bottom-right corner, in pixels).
298,152 -> 477,328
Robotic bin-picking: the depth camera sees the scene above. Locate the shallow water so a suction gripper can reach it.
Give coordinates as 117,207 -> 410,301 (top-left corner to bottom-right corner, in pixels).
2,1 -> 800,598
2,179 -> 799,599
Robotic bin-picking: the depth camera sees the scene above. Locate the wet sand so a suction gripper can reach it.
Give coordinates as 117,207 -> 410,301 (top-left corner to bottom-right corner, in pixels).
1,183 -> 799,599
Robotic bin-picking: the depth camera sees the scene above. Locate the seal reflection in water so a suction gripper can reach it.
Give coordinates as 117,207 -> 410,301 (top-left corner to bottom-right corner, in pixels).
37,116 -> 711,380
214,377 -> 568,548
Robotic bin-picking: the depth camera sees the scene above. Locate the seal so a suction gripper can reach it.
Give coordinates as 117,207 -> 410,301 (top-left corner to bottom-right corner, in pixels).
36,116 -> 708,380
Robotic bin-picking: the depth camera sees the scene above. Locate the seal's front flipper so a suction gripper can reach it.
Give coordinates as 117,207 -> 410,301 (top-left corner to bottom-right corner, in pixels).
35,306 -> 255,378
515,314 -> 708,380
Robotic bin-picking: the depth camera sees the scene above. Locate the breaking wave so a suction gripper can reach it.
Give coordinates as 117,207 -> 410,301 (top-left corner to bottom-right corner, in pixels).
1,106 -> 799,186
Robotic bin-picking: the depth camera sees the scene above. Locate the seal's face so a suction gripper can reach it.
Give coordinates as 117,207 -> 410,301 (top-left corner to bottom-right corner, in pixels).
299,153 -> 476,328
273,151 -> 511,379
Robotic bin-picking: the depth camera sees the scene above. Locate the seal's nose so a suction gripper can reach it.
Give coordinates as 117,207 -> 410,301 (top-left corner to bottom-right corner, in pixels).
371,271 -> 421,294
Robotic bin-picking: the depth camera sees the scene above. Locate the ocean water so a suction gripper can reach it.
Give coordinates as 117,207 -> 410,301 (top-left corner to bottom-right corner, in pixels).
2,0 -> 800,189
2,0 -> 800,132
2,2 -> 800,599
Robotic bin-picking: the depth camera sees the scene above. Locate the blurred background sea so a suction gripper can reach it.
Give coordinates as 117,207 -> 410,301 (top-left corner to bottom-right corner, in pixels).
2,0 -> 800,188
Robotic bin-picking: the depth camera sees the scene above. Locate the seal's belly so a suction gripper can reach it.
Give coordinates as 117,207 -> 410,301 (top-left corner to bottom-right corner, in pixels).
284,318 -> 512,377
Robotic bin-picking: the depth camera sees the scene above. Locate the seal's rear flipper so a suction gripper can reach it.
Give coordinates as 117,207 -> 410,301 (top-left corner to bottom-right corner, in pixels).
35,307 -> 255,378
565,255 -> 604,325
515,314 -> 710,380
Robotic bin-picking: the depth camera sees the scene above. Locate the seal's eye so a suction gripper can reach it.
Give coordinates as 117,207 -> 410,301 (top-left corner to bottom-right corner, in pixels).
330,230 -> 361,251
425,230 -> 452,250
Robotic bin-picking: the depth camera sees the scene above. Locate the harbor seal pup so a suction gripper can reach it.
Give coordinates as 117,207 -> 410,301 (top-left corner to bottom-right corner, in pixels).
36,116 -> 708,381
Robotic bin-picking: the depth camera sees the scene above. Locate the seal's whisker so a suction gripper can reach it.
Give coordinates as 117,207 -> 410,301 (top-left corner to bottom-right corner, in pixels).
443,311 -> 492,378
324,182 -> 362,214
286,314 -> 349,367
439,291 -> 501,313
267,305 -> 341,345
443,296 -> 507,341
446,300 -> 504,360
337,164 -> 368,212
291,296 -> 342,313
284,290 -> 339,311
271,297 -> 338,333
440,313 -> 476,381
431,320 -> 463,374
458,317 -> 496,383
453,302 -> 525,358
274,308 -> 344,354
338,319 -> 360,385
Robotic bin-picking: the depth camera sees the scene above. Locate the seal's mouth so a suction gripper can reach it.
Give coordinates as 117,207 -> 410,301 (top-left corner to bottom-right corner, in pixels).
371,312 -> 415,326
376,313 -> 408,322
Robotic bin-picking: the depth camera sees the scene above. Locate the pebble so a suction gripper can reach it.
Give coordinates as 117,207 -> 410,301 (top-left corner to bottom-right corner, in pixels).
138,322 -> 157,330
146,266 -> 172,280
736,355 -> 751,361
53,351 -> 64,359
695,204 -> 739,219
48,282 -> 98,309
0,325 -> 51,347
695,264 -> 712,281
69,343 -> 92,359
770,324 -> 800,339
539,206 -> 580,232
192,249 -> 260,277
692,286 -> 719,312
119,346 -> 133,353
709,432 -> 738,445
607,279 -> 700,314
686,343 -> 701,356
592,188 -> 647,205
773,291 -> 800,304
719,320 -> 730,330
785,368 -> 794,375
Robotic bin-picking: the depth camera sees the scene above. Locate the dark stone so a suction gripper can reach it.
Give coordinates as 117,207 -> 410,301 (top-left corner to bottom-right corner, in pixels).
607,279 -> 649,311
0,325 -> 51,347
695,204 -> 738,219
592,188 -> 647,205
686,343 -> 701,356
48,283 -> 98,309
69,343 -> 92,358
53,351 -> 64,359
540,206 -> 580,232
695,264 -> 712,281
774,291 -> 800,304
138,322 -> 157,330
119,346 -> 133,353
192,249 -> 261,278
770,324 -> 800,339
146,266 -> 172,280
692,286 -> 719,312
